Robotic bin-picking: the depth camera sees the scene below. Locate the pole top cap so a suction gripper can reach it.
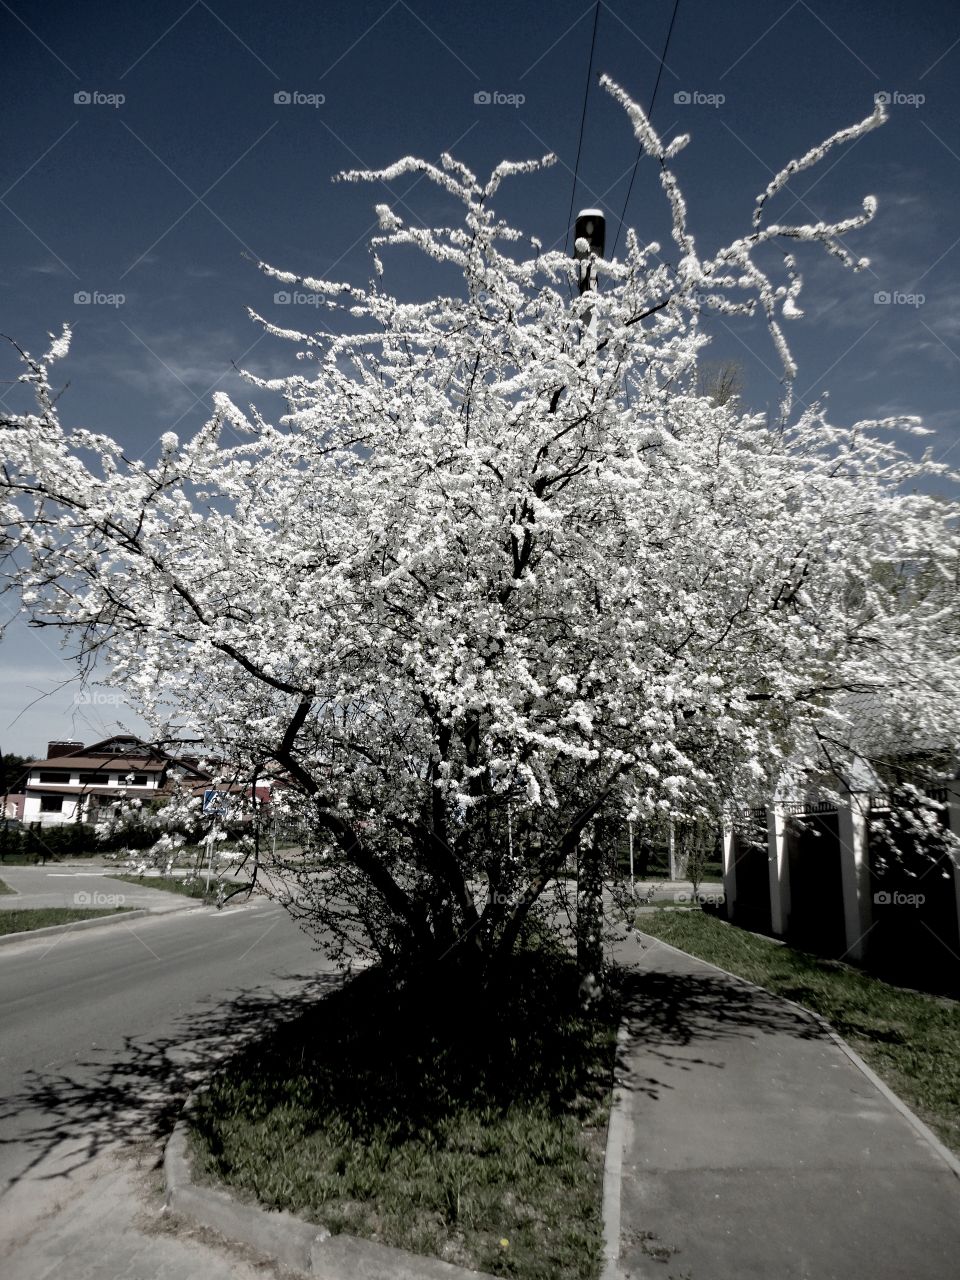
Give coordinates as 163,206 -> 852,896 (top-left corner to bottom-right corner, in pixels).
574,210 -> 605,259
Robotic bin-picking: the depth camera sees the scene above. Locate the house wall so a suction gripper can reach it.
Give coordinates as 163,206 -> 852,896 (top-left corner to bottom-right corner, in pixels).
22,792 -> 84,826
22,766 -> 161,826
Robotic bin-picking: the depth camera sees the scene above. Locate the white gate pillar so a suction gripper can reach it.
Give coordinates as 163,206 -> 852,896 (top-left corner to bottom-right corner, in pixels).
767,803 -> 790,936
837,792 -> 872,961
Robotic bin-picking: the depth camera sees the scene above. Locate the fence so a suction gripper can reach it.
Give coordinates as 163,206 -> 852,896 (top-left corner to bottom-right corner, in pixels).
723,785 -> 960,994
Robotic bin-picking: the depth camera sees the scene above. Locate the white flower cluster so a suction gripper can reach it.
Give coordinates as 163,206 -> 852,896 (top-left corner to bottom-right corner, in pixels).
2,82 -> 957,964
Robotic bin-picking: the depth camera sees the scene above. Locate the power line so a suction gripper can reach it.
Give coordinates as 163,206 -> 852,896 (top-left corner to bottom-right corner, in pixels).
610,0 -> 682,260
563,0 -> 603,261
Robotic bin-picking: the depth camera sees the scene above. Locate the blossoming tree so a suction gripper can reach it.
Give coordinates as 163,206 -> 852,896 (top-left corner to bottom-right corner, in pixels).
2,79 -> 958,977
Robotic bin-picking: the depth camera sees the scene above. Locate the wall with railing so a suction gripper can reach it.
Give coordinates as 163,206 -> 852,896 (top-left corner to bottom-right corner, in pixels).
722,784 -> 960,990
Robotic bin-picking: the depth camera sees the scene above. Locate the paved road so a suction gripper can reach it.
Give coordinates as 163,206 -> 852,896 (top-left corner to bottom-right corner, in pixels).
0,863 -> 239,913
0,892 -> 340,1278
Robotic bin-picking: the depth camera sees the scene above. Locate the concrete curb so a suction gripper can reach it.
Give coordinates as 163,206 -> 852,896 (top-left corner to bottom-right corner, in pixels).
164,1108 -> 498,1279
636,930 -> 960,1182
600,1021 -> 630,1280
0,907 -> 151,947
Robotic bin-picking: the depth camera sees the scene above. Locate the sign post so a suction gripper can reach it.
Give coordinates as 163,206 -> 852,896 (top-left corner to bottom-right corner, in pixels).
202,790 -> 229,895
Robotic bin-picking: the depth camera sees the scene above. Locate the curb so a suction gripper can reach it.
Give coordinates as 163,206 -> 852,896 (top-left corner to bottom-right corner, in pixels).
164,1109 -> 498,1280
600,1021 -> 630,1280
635,929 -> 960,1182
0,907 -> 151,947
0,897 -> 211,948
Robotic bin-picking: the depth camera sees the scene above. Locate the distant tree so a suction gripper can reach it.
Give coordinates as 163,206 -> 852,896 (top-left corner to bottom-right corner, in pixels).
0,751 -> 28,798
696,360 -> 744,406
2,81 -> 958,985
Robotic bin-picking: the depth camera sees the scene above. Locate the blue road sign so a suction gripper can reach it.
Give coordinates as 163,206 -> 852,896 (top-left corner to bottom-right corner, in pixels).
203,789 -> 229,816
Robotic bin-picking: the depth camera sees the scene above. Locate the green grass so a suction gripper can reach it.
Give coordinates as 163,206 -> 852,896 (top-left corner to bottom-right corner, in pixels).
638,900 -> 721,911
107,873 -> 251,900
0,906 -> 131,935
639,910 -> 960,1153
0,877 -> 15,895
190,950 -> 621,1280
0,850 -> 108,865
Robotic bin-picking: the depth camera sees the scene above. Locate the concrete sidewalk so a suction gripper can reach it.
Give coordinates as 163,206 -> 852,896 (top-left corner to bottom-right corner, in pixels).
0,1149 -> 280,1280
609,932 -> 960,1279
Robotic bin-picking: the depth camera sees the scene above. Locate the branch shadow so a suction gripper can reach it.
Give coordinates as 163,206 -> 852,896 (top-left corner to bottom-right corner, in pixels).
613,962 -> 825,1101
0,971 -> 343,1194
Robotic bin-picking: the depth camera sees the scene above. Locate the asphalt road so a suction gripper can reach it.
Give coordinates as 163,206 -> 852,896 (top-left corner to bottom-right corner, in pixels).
0,882 -> 338,1261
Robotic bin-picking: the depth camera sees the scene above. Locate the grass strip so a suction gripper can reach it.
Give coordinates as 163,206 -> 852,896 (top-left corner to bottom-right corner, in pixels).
190,948 -> 620,1279
107,873 -> 251,900
640,909 -> 960,1153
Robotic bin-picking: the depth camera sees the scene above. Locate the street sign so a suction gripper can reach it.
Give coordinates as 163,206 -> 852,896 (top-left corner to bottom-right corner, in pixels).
203,789 -> 229,816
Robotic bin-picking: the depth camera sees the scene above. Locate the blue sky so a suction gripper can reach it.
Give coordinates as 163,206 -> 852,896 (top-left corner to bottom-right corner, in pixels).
1,0 -> 959,756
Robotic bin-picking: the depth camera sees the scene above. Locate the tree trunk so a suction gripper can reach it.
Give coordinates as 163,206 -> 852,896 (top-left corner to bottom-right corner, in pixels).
576,816 -> 605,1001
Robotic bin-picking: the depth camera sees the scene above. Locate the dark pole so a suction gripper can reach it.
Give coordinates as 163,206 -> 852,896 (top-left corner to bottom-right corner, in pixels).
572,209 -> 607,1000
574,209 -> 605,295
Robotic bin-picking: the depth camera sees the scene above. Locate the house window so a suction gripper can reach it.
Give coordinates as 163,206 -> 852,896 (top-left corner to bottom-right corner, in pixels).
38,770 -> 69,784
40,795 -> 64,813
78,771 -> 110,784
124,773 -> 149,786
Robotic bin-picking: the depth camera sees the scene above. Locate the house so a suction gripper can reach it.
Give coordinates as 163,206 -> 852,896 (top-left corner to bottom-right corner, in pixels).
20,735 -> 211,827
3,794 -> 25,822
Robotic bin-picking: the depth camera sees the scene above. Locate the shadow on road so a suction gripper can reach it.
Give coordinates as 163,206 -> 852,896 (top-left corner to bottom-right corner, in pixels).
0,972 -> 343,1189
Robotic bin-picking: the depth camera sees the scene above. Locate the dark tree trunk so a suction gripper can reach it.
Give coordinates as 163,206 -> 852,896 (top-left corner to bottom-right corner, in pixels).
576,814 -> 605,997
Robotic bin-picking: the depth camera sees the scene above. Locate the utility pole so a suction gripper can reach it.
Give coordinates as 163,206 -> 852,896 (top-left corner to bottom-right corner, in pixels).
573,208 -> 607,1001
574,208 -> 605,293
574,208 -> 605,336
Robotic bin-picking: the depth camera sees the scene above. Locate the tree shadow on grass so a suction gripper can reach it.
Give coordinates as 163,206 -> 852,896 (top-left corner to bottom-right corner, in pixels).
192,950 -> 621,1153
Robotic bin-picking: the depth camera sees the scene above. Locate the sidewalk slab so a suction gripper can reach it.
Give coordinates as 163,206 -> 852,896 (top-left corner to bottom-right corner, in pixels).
610,932 -> 960,1280
1,1151 -> 287,1280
